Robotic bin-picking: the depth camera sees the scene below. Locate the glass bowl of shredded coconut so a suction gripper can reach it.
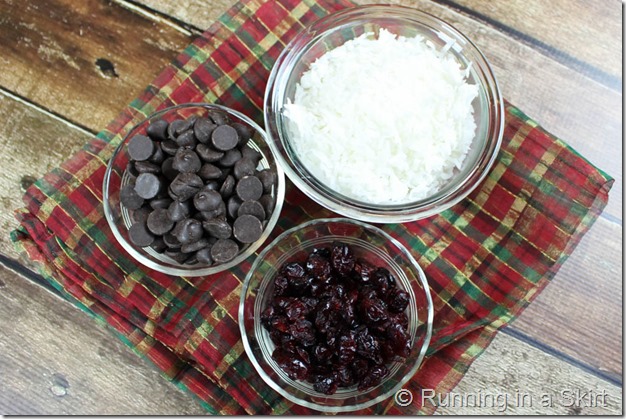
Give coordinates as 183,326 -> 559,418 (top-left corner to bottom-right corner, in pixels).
264,5 -> 504,223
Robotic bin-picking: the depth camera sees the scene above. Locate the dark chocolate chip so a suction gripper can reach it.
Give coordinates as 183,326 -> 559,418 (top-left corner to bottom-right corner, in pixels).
241,146 -> 262,164
120,184 -> 144,210
135,173 -> 161,199
126,162 -> 139,178
134,160 -> 161,174
233,157 -> 256,180
175,129 -> 197,148
167,200 -> 191,222
146,208 -> 174,235
211,125 -> 239,151
165,249 -> 189,264
210,238 -> 239,264
237,200 -> 266,221
232,122 -> 254,146
163,232 -> 181,249
131,205 -> 151,224
129,221 -> 154,247
208,110 -> 230,126
173,218 -> 203,244
202,217 -> 232,239
168,173 -> 203,201
149,143 -> 165,164
198,163 -> 222,180
172,148 -> 201,173
196,144 -> 224,162
197,200 -> 226,220
150,197 -> 173,210
196,247 -> 213,265
236,175 -> 263,201
193,189 -> 223,211
219,148 -> 242,167
167,119 -> 187,139
227,195 -> 243,219
127,134 -> 155,161
150,236 -> 167,253
259,194 -> 275,217
161,157 -> 177,180
146,119 -> 169,141
202,181 -> 220,191
194,117 -> 217,144
257,169 -> 277,194
233,214 -> 263,244
181,238 -> 210,254
220,174 -> 236,198
161,140 -> 179,155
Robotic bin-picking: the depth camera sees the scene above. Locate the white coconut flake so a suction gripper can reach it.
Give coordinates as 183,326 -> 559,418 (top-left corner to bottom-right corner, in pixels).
283,29 -> 478,205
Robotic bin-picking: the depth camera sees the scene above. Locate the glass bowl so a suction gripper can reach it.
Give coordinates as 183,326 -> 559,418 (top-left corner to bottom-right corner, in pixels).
239,218 -> 433,412
264,5 -> 504,223
103,103 -> 285,277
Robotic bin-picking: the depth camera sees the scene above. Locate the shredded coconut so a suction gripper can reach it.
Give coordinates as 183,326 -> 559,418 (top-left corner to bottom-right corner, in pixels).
283,29 -> 478,205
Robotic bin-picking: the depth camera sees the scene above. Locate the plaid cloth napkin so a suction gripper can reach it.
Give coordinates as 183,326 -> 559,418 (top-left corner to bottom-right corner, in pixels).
11,0 -> 613,414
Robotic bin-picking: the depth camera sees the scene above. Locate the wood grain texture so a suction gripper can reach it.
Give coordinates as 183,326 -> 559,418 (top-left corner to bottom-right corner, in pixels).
448,0 -> 622,84
0,265 -> 206,415
0,0 -> 192,130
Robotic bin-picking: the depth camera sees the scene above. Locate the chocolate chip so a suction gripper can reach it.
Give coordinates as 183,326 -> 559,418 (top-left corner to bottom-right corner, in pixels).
233,157 -> 256,180
202,181 -> 220,192
129,221 -> 154,247
232,122 -> 254,146
120,184 -> 144,210
219,148 -> 242,167
210,238 -> 239,263
161,157 -> 177,180
211,125 -> 239,151
175,130 -> 197,148
150,197 -> 173,210
202,217 -> 232,239
150,236 -> 167,253
163,232 -> 181,249
241,146 -> 262,164
146,208 -> 174,235
135,173 -> 161,199
259,194 -> 275,217
168,173 -> 202,201
227,195 -> 242,219
167,119 -> 187,139
193,189 -> 222,211
220,174 -> 236,198
194,118 -> 217,143
173,218 -> 203,244
168,200 -> 191,222
181,238 -> 210,254
165,249 -> 189,264
131,205 -> 151,224
146,119 -> 169,141
127,134 -> 155,161
233,214 -> 263,243
134,160 -> 161,174
172,148 -> 201,173
196,144 -> 224,162
196,247 -> 213,265
197,200 -> 226,220
161,140 -> 179,155
198,163 -> 222,180
149,143 -> 165,164
257,169 -> 277,194
236,175 -> 263,201
208,110 -> 230,126
237,200 -> 266,221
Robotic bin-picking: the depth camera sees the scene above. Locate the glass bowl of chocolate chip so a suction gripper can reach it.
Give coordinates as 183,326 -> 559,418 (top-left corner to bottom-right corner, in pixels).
239,218 -> 433,412
103,103 -> 285,277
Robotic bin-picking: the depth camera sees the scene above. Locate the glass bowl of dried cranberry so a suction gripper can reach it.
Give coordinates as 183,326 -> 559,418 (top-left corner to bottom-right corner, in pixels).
239,218 -> 433,412
103,103 -> 285,277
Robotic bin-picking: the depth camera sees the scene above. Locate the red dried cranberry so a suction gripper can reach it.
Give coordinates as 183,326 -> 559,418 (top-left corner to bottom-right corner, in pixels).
272,348 -> 309,380
331,242 -> 355,276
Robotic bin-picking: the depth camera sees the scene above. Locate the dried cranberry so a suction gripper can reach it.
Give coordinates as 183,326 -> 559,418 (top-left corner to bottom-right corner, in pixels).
331,242 -> 355,276
272,348 -> 309,380
353,258 -> 375,283
338,331 -> 357,364
358,365 -> 389,391
387,288 -> 410,313
306,252 -> 331,278
313,374 -> 338,395
290,319 -> 316,347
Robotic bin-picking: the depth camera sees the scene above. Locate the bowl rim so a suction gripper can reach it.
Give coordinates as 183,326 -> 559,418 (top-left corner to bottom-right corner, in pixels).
264,4 -> 504,223
238,217 -> 434,412
102,102 -> 286,277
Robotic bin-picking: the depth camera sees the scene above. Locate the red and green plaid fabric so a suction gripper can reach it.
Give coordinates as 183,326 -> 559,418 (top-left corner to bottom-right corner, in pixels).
11,0 -> 613,414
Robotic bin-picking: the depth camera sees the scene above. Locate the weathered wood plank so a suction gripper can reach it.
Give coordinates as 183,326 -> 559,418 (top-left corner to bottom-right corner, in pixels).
0,0 -> 193,130
448,0 -> 622,84
0,265 -> 206,415
0,264 -> 620,415
435,332 -> 622,415
512,216 -> 623,380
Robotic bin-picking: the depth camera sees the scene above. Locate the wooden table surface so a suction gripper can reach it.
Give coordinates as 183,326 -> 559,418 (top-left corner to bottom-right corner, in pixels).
0,0 -> 621,415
